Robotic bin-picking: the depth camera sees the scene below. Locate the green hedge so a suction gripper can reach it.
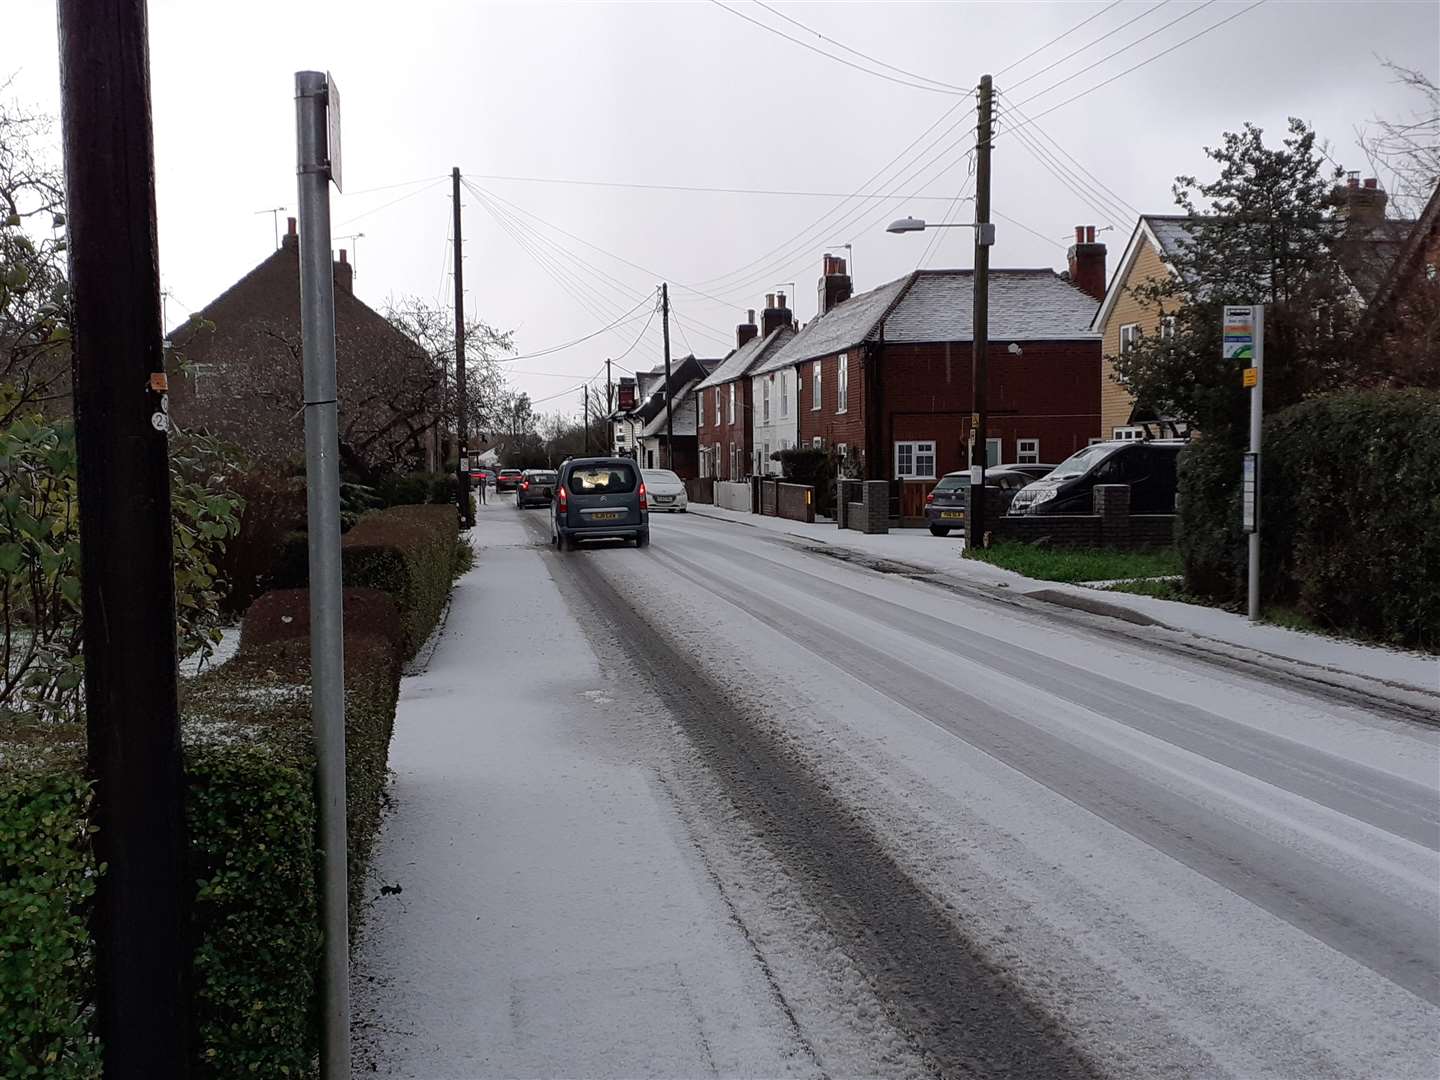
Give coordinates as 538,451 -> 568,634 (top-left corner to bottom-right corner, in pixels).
0,730 -> 100,1080
1179,388 -> 1440,647
340,505 -> 459,660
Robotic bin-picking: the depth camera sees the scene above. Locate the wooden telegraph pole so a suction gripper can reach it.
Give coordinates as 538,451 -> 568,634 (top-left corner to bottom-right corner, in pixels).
453,167 -> 473,526
57,1 -> 189,1072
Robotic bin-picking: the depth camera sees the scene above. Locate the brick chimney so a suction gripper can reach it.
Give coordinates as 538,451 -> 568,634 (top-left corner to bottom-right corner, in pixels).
736,308 -> 759,348
761,292 -> 791,338
281,216 -> 298,250
1066,225 -> 1107,302
333,249 -> 353,295
1334,174 -> 1388,232
817,254 -> 853,315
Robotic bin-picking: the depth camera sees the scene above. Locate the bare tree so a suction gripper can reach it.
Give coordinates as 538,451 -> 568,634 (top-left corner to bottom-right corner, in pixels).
1357,59 -> 1440,217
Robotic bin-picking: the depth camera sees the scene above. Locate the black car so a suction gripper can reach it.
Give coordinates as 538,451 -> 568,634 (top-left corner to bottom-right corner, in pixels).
516,469 -> 558,509
1008,440 -> 1183,516
924,465 -> 1056,536
495,468 -> 524,493
552,457 -> 650,550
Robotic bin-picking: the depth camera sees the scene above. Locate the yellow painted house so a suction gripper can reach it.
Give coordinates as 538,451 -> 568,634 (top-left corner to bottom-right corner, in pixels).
1091,216 -> 1195,440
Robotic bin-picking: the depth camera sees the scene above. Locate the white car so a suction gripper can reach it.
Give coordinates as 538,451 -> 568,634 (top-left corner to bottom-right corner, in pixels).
641,468 -> 688,512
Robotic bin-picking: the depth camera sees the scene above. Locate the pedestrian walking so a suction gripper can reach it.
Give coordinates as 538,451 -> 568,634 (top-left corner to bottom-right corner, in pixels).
477,471 -> 487,506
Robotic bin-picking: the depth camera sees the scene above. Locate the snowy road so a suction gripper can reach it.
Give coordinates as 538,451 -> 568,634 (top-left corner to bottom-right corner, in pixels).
357,499 -> 1439,1079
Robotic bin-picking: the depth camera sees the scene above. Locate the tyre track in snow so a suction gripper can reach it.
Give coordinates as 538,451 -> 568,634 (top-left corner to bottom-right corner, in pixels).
635,530 -> 1439,1008
535,522 -> 1107,1080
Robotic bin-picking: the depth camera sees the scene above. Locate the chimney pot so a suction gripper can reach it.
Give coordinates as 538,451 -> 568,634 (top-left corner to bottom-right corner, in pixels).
777,291 -> 787,309
748,308 -> 755,322
340,249 -> 349,264
765,293 -> 775,309
287,216 -> 297,234
1066,232 -> 1108,303
1085,225 -> 1096,244
1074,225 -> 1085,244
1363,177 -> 1378,190
1348,176 -> 1360,189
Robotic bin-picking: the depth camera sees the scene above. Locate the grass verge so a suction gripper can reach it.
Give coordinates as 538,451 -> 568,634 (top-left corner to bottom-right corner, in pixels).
967,541 -> 1182,584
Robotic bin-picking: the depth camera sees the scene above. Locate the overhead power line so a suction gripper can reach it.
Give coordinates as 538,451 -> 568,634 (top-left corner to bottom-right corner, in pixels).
333,176 -> 447,229
707,0 -> 967,95
750,0 -> 969,92
464,171 -> 988,201
496,297 -> 655,363
995,0 -> 1127,77
1004,0 -> 1175,92
998,91 -> 1141,219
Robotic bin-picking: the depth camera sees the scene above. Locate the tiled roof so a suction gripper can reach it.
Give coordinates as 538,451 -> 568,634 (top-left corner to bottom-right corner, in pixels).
752,269 -> 1097,373
639,379 -> 700,437
1144,215 -> 1200,261
752,276 -> 910,374
696,326 -> 794,389
881,269 -> 1099,342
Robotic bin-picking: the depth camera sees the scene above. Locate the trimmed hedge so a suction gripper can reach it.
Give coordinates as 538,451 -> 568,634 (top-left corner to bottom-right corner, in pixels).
0,729 -> 99,1080
1179,388 -> 1440,648
340,505 -> 459,660
240,587 -> 404,663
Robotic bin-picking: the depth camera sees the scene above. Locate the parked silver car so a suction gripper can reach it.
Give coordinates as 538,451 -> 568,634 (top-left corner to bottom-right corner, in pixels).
552,457 -> 650,550
640,468 -> 688,512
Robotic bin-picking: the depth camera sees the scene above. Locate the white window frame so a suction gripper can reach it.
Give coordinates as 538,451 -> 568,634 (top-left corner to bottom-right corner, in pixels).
812,360 -> 822,410
1113,425 -> 1145,441
836,443 -> 848,461
780,372 -> 789,417
1017,438 -> 1039,464
728,382 -> 736,424
713,387 -> 721,426
812,436 -> 823,450
762,379 -> 771,423
1088,436 -> 1104,446
894,440 -> 936,480
1119,322 -> 1140,354
836,353 -> 849,413
1160,315 -> 1176,341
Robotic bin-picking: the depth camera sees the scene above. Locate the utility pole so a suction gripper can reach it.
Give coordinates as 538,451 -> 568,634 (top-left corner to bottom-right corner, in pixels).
58,2 -> 188,1072
584,384 -> 591,453
452,167 -> 473,526
606,357 -> 613,454
296,68 -> 350,1080
661,283 -> 674,469
969,73 -> 994,547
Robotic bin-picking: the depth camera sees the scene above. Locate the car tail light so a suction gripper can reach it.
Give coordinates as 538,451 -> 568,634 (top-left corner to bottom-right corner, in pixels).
521,480 -> 529,490
556,486 -> 568,511
638,482 -> 648,511
926,492 -> 934,504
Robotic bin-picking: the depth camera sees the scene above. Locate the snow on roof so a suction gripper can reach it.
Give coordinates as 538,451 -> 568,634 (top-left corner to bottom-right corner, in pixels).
882,269 -> 1099,342
752,276 -> 910,374
639,379 -> 700,437
696,326 -> 794,389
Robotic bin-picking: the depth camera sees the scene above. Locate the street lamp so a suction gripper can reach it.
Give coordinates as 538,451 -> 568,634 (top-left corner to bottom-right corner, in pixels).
885,215 -> 998,545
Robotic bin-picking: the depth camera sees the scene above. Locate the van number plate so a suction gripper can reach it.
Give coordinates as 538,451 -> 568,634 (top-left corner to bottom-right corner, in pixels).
590,511 -> 623,521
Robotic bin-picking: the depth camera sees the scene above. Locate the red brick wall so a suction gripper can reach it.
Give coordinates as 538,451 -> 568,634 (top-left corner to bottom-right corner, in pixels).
796,349 -> 866,452
695,378 -> 754,480
877,340 -> 1100,478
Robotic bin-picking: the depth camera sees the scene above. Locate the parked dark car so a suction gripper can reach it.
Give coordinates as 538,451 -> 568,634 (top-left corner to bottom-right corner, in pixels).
495,468 -> 524,492
552,457 -> 649,550
924,465 -> 1053,536
1008,440 -> 1183,516
516,469 -> 558,509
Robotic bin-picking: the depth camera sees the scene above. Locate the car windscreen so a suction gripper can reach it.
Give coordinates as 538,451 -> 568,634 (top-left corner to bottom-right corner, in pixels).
568,464 -> 637,494
932,475 -> 970,491
642,470 -> 682,486
529,473 -> 557,484
1048,443 -> 1121,480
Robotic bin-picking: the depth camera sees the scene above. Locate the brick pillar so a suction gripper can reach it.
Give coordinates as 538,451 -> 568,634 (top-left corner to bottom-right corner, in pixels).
1094,484 -> 1131,548
862,480 -> 890,534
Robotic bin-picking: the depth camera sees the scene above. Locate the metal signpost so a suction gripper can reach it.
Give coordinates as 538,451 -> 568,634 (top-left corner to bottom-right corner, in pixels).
1224,304 -> 1264,621
295,69 -> 351,1079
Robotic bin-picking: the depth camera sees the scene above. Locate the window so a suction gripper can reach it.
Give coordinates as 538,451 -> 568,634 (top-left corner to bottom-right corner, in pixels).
729,442 -> 736,479
894,440 -> 937,479
728,383 -> 736,424
1113,425 -> 1145,441
714,442 -> 722,479
780,373 -> 789,417
569,463 -> 638,493
812,360 -> 823,410
1119,323 -> 1140,354
188,362 -> 216,397
1017,438 -> 1039,464
836,443 -> 848,461
762,379 -> 771,423
812,436 -> 823,449
714,388 -> 721,426
836,353 -> 849,412
1088,437 -> 1104,446
1160,315 -> 1176,340
763,442 -> 771,472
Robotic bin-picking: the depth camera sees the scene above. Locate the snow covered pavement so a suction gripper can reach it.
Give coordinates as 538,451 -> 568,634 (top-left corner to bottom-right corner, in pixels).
356,498 -> 1439,1079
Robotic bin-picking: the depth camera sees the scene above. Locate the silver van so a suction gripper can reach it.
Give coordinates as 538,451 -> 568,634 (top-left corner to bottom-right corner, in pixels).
552,457 -> 650,550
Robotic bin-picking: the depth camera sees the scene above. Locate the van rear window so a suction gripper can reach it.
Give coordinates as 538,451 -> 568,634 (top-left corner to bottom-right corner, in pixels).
569,465 -> 637,493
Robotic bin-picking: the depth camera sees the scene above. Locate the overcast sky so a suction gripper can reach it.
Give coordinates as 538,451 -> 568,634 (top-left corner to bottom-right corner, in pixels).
4,0 -> 1437,415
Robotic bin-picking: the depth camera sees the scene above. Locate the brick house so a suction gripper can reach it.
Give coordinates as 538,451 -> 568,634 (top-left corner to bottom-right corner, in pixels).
694,300 -> 796,480
166,217 -> 436,475
621,354 -> 718,478
752,252 -> 1103,521
1358,178 -> 1440,383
